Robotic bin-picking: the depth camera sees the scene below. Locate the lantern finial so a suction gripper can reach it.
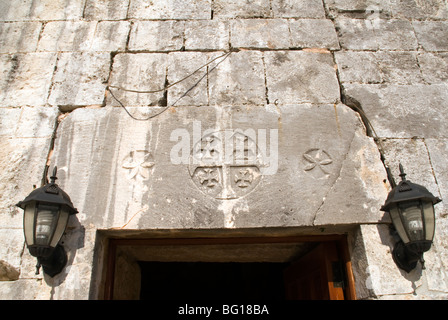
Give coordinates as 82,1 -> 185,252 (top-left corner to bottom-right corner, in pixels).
399,163 -> 406,181
50,166 -> 58,184
45,166 -> 59,194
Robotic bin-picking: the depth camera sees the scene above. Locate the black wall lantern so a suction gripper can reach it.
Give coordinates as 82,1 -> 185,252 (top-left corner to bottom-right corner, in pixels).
16,167 -> 78,277
381,164 -> 441,273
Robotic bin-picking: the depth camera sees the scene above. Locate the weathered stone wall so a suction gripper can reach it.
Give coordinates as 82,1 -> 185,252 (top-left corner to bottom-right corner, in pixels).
0,0 -> 447,299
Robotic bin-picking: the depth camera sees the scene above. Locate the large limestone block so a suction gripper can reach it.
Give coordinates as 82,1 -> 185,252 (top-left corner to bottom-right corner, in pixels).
0,22 -> 41,54
0,0 -> 84,21
418,52 -> 448,84
336,18 -> 418,50
7,106 -> 58,139
425,139 -> 448,217
335,18 -> 377,50
413,21 -> 448,52
352,224 -> 417,299
84,0 -> 129,20
184,20 -> 229,51
335,51 -> 383,84
128,21 -> 184,52
213,0 -> 271,19
342,84 -> 448,138
0,53 -> 57,106
0,108 -> 22,137
375,20 -> 418,50
289,19 -> 340,50
271,0 -> 326,18
389,0 -> 448,20
89,21 -> 130,52
167,52 -> 209,106
369,51 -> 422,85
37,21 -> 97,52
325,0 -> 385,13
336,51 -> 422,85
108,53 -> 168,108
230,19 -> 291,49
264,51 -> 340,104
48,52 -> 110,109
129,0 -> 211,19
381,139 -> 440,201
208,50 -> 266,106
38,21 -> 130,52
51,104 -> 387,231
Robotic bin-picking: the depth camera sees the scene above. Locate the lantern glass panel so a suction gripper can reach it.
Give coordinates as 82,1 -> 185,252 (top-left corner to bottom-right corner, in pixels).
423,201 -> 435,241
35,204 -> 59,246
390,206 -> 410,244
399,200 -> 424,242
50,207 -> 69,248
23,202 -> 36,246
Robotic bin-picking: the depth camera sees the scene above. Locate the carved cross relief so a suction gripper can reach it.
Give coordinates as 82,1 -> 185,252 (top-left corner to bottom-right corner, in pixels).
302,148 -> 333,179
122,150 -> 155,180
189,131 -> 262,200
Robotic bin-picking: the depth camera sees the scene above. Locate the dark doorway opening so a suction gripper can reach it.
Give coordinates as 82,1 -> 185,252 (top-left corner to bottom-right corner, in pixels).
139,261 -> 287,300
103,235 -> 356,300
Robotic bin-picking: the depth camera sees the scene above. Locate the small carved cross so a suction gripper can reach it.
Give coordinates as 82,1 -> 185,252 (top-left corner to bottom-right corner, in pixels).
197,168 -> 220,188
122,150 -> 155,180
303,149 -> 333,174
234,169 -> 253,188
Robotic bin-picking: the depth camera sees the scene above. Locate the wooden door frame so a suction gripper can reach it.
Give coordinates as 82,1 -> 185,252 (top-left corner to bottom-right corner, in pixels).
103,234 -> 356,300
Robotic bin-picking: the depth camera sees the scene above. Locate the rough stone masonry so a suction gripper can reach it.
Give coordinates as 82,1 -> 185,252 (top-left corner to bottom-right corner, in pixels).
0,0 -> 447,299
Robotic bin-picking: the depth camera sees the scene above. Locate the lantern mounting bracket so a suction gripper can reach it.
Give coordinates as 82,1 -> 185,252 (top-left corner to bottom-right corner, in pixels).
35,244 -> 67,277
393,240 -> 424,273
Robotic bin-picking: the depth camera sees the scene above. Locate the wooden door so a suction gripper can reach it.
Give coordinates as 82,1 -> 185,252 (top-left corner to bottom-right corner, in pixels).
283,242 -> 345,300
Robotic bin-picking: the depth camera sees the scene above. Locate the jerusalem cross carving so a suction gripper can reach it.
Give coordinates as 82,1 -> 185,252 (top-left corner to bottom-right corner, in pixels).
189,130 -> 262,200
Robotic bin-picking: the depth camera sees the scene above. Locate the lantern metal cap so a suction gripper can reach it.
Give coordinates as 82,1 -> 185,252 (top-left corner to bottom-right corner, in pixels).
16,167 -> 78,215
380,164 -> 441,212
